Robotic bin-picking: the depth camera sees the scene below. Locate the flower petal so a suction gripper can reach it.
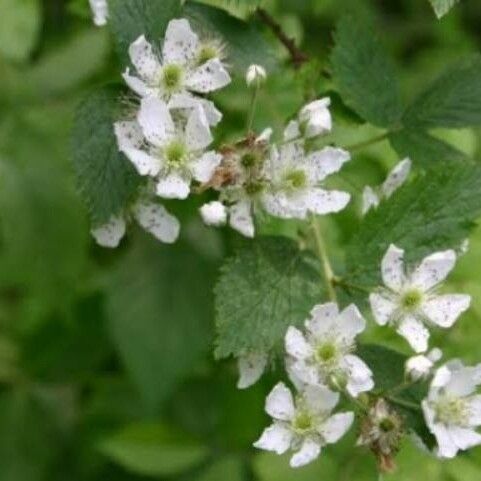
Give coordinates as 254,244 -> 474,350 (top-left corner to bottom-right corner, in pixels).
423,404 -> 458,459
421,294 -> 471,328
445,364 -> 481,397
162,19 -> 199,65
190,151 -> 221,183
343,355 -> 375,397
200,201 -> 227,226
129,35 -> 160,81
303,384 -> 339,413
261,192 -> 307,220
138,97 -> 175,147
337,304 -> 366,341
467,395 -> 481,426
285,326 -> 312,360
304,188 -> 351,215
185,107 -> 213,150
381,158 -> 411,199
449,426 -> 481,452
186,58 -> 231,93
283,120 -> 301,141
156,173 -> 190,199
265,382 -> 295,421
306,147 -> 350,182
133,200 -> 180,243
319,412 -> 354,444
290,438 -> 321,468
237,352 -> 268,389
362,186 -> 379,215
289,360 -> 319,386
254,422 -> 293,454
410,250 -> 456,291
381,244 -> 405,292
121,147 -> 160,176
91,215 -> 126,248
369,292 -> 397,326
229,200 -> 254,238
114,120 -> 143,150
396,315 -> 429,353
122,68 -> 150,96
169,92 -> 222,126
305,302 -> 339,337
299,98 -> 332,139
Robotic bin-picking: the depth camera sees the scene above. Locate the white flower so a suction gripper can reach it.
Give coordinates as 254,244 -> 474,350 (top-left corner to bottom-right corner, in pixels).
115,98 -> 222,199
89,0 -> 108,26
406,348 -> 443,381
199,201 -> 227,226
123,19 -> 231,125
237,352 -> 268,389
298,98 -> 332,139
246,64 -> 267,87
254,382 -> 353,467
362,158 -> 411,215
261,132 -> 351,220
422,360 -> 481,458
90,199 -> 180,248
370,245 -> 471,353
285,302 -> 374,397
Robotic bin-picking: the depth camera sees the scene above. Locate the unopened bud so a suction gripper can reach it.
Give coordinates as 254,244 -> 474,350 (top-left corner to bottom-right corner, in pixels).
246,64 -> 267,87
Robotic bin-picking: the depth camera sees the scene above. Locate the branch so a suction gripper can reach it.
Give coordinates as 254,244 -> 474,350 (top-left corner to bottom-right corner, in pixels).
256,7 -> 308,68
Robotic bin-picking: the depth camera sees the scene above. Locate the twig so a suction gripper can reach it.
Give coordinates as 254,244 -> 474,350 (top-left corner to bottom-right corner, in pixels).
256,7 -> 309,68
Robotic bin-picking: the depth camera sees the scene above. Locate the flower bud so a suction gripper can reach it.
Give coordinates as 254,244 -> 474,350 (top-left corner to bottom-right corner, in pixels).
89,0 -> 109,26
246,64 -> 267,87
298,97 -> 332,138
200,201 -> 227,226
405,348 -> 442,381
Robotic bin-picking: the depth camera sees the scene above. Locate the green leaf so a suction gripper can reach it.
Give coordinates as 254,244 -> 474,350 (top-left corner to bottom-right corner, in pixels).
389,128 -> 469,167
403,56 -> 481,129
215,236 -> 322,359
99,422 -> 209,477
344,163 -> 481,288
330,15 -> 402,127
106,232 -> 216,411
429,0 -> 460,18
71,87 -> 140,224
184,1 -> 278,74
0,0 -> 41,62
109,0 -> 181,63
198,456 -> 244,481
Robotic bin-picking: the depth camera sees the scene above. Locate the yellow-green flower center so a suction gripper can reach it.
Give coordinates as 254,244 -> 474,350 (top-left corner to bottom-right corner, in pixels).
241,152 -> 259,168
197,45 -> 218,65
379,417 -> 396,432
165,140 -> 187,167
316,342 -> 338,362
293,411 -> 313,432
284,169 -> 307,190
161,64 -> 183,90
400,288 -> 423,310
435,396 -> 469,426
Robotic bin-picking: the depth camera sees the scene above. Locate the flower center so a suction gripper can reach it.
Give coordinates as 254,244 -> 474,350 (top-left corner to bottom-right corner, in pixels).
164,140 -> 187,167
292,411 -> 313,433
316,342 -> 338,362
245,181 -> 264,195
161,64 -> 183,91
400,288 -> 423,310
284,169 -> 307,190
197,45 -> 218,65
435,396 -> 469,426
379,417 -> 396,432
241,152 -> 260,168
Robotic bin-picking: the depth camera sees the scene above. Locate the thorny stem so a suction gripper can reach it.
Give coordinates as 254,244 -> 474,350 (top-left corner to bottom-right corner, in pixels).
343,132 -> 390,152
310,216 -> 337,302
256,7 -> 309,68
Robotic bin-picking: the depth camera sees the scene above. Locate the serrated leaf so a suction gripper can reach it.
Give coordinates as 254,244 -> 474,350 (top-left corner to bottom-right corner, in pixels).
184,1 -> 278,74
215,236 -> 323,359
330,15 -> 402,127
345,163 -> 481,287
403,55 -> 481,129
429,0 -> 460,18
389,128 -> 469,167
71,87 -> 140,224
109,0 -> 181,63
99,423 -> 209,476
106,232 -> 216,412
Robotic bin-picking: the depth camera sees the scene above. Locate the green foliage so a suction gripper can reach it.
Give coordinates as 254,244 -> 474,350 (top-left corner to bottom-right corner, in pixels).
71,87 -> 140,224
106,232 -> 216,411
429,0 -> 460,18
198,456 -> 244,481
98,422 -> 209,476
330,15 -> 402,128
215,236 -> 322,358
403,56 -> 481,129
345,163 -> 481,287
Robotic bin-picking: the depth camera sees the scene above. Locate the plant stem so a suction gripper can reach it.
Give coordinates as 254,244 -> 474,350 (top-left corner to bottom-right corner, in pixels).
246,84 -> 260,134
387,395 -> 421,411
343,132 -> 390,152
310,216 -> 337,302
334,278 -> 372,294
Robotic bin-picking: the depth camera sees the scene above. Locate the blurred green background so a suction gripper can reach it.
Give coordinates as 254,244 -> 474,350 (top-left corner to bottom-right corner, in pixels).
1,0 -> 481,480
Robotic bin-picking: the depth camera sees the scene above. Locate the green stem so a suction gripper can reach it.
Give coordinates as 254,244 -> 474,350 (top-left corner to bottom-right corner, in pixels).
334,278 -> 372,295
246,84 -> 260,134
310,216 -> 337,302
387,395 -> 422,412
343,131 -> 390,152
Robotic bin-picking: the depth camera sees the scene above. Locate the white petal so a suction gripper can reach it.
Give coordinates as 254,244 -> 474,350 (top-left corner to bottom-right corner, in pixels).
122,68 -> 150,97
289,438 -> 321,468
256,128 -> 273,144
337,304 -> 366,341
261,192 -> 307,220
396,315 -> 429,353
133,201 -> 180,243
306,147 -> 350,182
121,148 -> 160,177
129,35 -> 160,81
449,426 -> 481,452
229,200 -> 254,238
138,97 -> 175,147
428,347 -> 443,363
285,326 -> 313,360
156,173 -> 190,199
200,201 -> 227,227
91,215 -> 126,248
289,360 -> 319,386
405,354 -> 433,381
265,382 -> 295,421
305,302 -> 339,337
381,158 -> 411,199
162,18 -> 199,65
410,250 -> 456,291
304,188 -> 351,215
114,120 -> 143,150
186,58 -> 231,93
362,186 -> 379,215
445,364 -> 481,397
369,292 -> 397,326
299,98 -> 331,138
421,294 -> 471,328
185,107 -> 213,150
343,354 -> 374,397
303,384 -> 339,413
422,401 -> 458,458
169,93 -> 222,126
467,395 -> 481,426
431,364 -> 453,391
254,422 -> 293,454
381,244 -> 405,292
319,412 -> 354,444
89,0 -> 108,26
237,352 -> 268,389
283,120 -> 301,141
191,151 -> 221,183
